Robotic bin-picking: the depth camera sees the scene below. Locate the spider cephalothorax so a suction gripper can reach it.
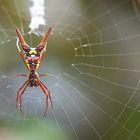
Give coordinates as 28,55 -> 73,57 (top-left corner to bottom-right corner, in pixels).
15,27 -> 52,115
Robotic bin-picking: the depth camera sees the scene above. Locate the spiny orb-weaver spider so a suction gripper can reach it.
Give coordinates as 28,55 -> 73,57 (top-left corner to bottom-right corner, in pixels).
15,27 -> 52,115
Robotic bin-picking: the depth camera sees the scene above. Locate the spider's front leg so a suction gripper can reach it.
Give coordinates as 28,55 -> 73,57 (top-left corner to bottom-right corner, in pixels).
16,80 -> 28,110
16,80 -> 28,114
38,80 -> 53,116
19,82 -> 28,114
39,82 -> 49,116
39,80 -> 53,109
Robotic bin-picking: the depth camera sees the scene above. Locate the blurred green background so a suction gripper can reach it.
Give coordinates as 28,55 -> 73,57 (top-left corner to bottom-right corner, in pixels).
0,0 -> 140,139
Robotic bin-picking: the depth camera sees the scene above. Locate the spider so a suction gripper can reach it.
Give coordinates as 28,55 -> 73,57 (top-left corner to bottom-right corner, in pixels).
15,27 -> 53,115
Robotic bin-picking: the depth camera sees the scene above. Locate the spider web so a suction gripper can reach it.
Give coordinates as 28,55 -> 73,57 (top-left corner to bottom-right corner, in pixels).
0,0 -> 140,139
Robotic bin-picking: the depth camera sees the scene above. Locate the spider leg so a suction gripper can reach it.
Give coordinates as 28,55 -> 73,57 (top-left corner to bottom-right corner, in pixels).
15,74 -> 27,78
19,82 -> 28,115
38,81 -> 49,116
16,80 -> 28,110
38,74 -> 52,108
39,74 -> 48,77
39,80 -> 53,109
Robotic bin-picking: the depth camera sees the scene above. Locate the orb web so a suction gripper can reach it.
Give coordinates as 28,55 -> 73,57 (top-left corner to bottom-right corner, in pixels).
0,0 -> 140,139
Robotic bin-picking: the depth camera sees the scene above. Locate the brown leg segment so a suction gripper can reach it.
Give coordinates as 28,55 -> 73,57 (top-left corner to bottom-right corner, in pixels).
39,80 -> 53,109
39,74 -> 48,77
15,74 -> 27,78
16,80 -> 28,110
19,82 -> 28,115
38,81 -> 50,116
